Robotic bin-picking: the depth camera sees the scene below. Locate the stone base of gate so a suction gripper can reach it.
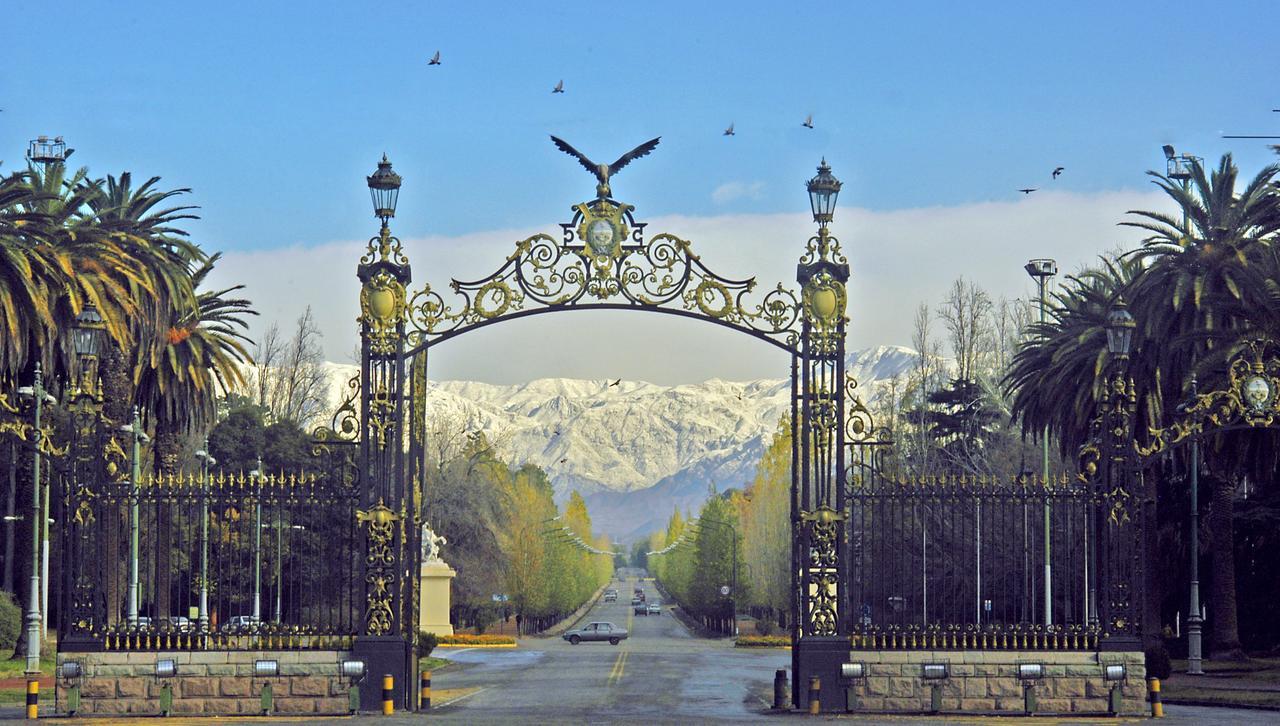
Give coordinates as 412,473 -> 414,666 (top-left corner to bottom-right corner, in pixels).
54,650 -> 353,716
841,650 -> 1147,716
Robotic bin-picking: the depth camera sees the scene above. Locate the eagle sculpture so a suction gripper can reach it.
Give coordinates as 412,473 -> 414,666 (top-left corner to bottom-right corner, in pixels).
550,135 -> 661,199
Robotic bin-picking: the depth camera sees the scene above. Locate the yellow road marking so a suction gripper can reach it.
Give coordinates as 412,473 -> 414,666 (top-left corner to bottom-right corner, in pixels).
607,650 -> 629,686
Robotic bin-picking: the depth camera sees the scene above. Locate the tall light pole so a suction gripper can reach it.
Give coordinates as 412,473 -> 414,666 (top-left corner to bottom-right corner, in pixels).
16,364 -> 54,675
194,443 -> 215,632
1165,144 -> 1205,675
1025,258 -> 1057,626
121,407 -> 148,626
251,457 -> 262,625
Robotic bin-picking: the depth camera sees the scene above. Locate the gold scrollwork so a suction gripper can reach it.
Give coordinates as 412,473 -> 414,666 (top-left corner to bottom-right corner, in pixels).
802,272 -> 847,330
360,272 -> 406,356
405,201 -> 803,352
1141,339 -> 1280,456
358,500 -> 400,636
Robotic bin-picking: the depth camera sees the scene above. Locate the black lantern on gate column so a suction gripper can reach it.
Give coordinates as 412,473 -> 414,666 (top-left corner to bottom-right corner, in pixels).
72,305 -> 105,395
367,154 -> 402,224
806,159 -> 842,228
1105,298 -> 1136,359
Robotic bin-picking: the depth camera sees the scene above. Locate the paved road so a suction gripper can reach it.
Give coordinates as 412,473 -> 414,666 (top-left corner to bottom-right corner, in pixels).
424,574 -> 788,723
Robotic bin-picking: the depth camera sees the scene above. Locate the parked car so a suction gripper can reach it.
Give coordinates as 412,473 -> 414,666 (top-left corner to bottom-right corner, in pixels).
631,596 -> 642,607
562,621 -> 628,645
647,602 -> 661,615
634,601 -> 648,616
222,615 -> 260,632
168,616 -> 192,632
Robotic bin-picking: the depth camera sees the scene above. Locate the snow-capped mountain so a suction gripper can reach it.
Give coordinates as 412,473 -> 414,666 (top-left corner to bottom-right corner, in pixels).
318,346 -> 923,541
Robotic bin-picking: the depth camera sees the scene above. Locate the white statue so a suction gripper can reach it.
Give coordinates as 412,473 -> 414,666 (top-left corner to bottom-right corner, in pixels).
421,523 -> 447,563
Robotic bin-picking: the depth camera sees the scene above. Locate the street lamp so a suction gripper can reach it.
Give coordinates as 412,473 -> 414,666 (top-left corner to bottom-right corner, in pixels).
194,443 -> 216,632
367,154 -> 402,226
120,408 -> 149,626
1025,258 -> 1057,626
806,158 -> 841,228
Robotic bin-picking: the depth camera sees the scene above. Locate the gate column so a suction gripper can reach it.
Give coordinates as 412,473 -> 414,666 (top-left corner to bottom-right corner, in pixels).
354,155 -> 414,709
792,160 -> 850,711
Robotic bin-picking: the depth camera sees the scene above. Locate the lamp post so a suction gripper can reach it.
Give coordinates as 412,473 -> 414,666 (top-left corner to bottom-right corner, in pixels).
194,443 -> 215,632
1163,144 -> 1205,676
17,363 -> 54,675
250,457 -> 262,625
120,407 -> 148,626
1024,258 -> 1057,626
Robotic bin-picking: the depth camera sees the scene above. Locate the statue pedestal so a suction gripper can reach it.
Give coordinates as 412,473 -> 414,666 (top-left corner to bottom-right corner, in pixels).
419,560 -> 456,636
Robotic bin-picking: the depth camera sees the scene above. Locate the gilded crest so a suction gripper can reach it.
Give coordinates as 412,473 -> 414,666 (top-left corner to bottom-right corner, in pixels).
360,272 -> 406,355
802,273 -> 847,330
574,200 -> 630,261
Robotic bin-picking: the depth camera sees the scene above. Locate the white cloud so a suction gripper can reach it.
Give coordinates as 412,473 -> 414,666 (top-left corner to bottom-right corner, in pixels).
711,180 -> 766,204
206,189 -> 1169,385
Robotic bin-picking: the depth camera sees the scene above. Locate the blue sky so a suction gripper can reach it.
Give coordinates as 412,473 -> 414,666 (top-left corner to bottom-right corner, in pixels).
5,2 -> 1280,382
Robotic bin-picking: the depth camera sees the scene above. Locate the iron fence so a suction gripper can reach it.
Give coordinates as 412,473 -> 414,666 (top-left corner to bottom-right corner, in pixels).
846,468 -> 1102,651
60,451 -> 362,652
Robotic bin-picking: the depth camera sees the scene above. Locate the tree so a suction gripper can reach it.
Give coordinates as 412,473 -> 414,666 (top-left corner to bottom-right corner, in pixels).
739,417 -> 791,628
248,307 -> 330,427
938,277 -> 993,383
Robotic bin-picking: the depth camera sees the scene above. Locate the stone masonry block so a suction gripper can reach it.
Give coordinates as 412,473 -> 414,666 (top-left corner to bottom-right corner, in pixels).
865,677 -> 890,696
316,696 -> 351,715
82,679 -> 115,698
235,698 -> 265,715
939,680 -> 963,698
275,697 -> 317,714
938,697 -> 962,711
1038,697 -> 1071,714
850,696 -> 884,711
1066,664 -> 1099,677
171,699 -> 207,714
951,664 -> 975,677
93,665 -> 134,677
1085,679 -> 1111,698
995,696 -> 1024,711
220,677 -> 252,696
883,697 -> 922,711
280,664 -> 314,676
180,677 -> 218,697
116,678 -> 146,698
290,676 -> 330,697
207,664 -> 237,676
959,697 -> 995,711
888,677 -> 916,697
92,699 -> 134,715
186,651 -> 230,665
1053,678 -> 1085,698
1072,696 -> 1109,713
988,677 -> 1021,697
963,678 -> 988,698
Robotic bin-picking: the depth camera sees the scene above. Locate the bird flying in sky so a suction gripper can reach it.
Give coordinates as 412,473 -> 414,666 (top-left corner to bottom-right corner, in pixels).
610,378 -> 621,387
552,79 -> 564,93
1018,188 -> 1037,195
802,114 -> 814,129
1052,167 -> 1064,179
428,51 -> 440,65
723,123 -> 734,136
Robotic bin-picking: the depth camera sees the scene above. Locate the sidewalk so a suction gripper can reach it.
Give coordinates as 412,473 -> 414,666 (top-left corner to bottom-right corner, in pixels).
1161,658 -> 1280,709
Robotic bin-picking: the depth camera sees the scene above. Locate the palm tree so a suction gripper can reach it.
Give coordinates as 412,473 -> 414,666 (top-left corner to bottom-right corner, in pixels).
1121,154 -> 1280,659
136,253 -> 256,619
0,171 -> 60,382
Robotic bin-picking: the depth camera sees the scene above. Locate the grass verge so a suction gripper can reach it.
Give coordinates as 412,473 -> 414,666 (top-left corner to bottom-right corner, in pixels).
1162,685 -> 1280,709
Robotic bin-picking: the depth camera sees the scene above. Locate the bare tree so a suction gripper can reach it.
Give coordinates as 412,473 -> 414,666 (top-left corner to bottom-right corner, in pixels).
246,307 -> 331,427
910,303 -> 941,472
938,277 -> 993,383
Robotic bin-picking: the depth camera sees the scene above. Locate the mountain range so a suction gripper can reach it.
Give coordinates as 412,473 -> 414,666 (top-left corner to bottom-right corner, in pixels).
321,345 -> 924,542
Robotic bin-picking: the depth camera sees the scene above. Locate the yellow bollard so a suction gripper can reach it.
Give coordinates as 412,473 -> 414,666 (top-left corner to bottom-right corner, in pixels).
807,676 -> 821,715
420,669 -> 431,710
1148,677 -> 1163,718
382,674 -> 394,715
26,679 -> 38,720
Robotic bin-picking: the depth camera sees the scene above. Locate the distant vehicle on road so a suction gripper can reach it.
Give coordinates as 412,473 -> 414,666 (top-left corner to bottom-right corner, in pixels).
563,622 -> 628,645
647,602 -> 660,615
631,596 -> 642,607
634,601 -> 648,615
604,589 -> 618,602
633,589 -> 645,602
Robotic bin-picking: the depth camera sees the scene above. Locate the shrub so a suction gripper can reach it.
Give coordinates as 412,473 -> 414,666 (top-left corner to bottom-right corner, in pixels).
735,635 -> 790,648
417,630 -> 439,658
0,591 -> 20,653
1145,643 -> 1172,681
438,633 -> 516,646
754,617 -> 775,637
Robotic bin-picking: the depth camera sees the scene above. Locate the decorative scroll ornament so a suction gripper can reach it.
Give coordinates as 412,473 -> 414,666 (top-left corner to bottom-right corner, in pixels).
312,373 -> 361,451
406,200 -> 802,351
357,499 -> 400,636
360,272 -> 407,356
801,506 -> 843,636
360,224 -> 409,268
1139,338 -> 1280,457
